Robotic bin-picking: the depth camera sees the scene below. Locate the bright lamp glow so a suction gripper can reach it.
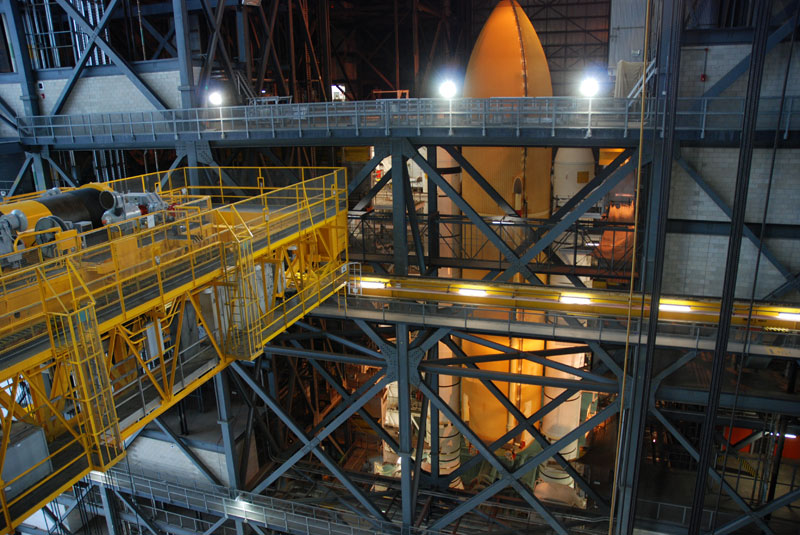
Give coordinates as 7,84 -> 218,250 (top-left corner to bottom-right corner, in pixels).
208,91 -> 223,106
660,303 -> 691,313
787,434 -> 798,439
439,80 -> 457,99
360,280 -> 386,289
778,312 -> 800,321
458,288 -> 487,298
579,77 -> 600,97
560,296 -> 591,305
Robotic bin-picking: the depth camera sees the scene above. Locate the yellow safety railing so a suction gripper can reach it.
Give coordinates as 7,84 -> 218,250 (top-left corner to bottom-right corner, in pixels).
0,167 -> 348,534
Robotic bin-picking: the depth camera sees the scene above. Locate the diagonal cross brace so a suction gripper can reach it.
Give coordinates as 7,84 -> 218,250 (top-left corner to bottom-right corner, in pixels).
54,0 -> 168,110
231,361 -> 390,524
498,155 -> 639,282
675,155 -> 800,295
427,399 -> 619,531
154,417 -> 222,486
442,337 -> 609,509
51,0 -> 121,116
114,490 -> 164,535
418,379 -> 569,535
451,331 -> 616,385
405,142 -> 543,286
289,339 -> 399,452
442,145 -> 517,217
652,408 -> 775,535
448,363 -> 609,482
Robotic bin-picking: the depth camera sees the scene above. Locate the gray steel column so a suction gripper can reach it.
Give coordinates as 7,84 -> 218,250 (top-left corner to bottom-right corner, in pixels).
99,483 -> 120,535
396,324 -> 413,529
172,0 -> 196,108
5,0 -> 45,189
214,372 -> 244,535
688,1 -> 772,533
392,139 -> 409,275
397,323 -> 412,531
426,145 -> 439,276
616,0 -> 683,532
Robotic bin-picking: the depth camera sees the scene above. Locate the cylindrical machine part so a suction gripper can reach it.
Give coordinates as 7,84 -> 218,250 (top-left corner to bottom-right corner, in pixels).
540,342 -> 585,487
552,148 -> 596,210
37,187 -> 107,229
436,147 -> 462,279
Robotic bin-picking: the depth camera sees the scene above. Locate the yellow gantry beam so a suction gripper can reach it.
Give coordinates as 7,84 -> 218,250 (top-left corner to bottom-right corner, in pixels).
356,275 -> 800,331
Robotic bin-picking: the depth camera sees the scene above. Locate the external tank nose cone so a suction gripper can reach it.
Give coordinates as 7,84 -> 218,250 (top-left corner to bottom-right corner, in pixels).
463,0 -> 552,99
461,0 -> 552,219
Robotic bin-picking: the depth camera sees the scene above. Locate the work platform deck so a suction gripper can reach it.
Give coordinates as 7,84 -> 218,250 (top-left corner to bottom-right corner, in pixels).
15,96 -> 800,149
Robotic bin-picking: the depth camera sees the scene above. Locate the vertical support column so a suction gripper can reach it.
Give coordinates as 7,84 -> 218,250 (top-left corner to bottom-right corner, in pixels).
172,0 -> 195,108
5,0 -> 46,189
394,0 -> 400,90
428,341 -> 440,487
392,139 -> 409,276
99,483 -> 120,535
688,1 -> 771,533
412,0 -> 419,95
396,323 -> 412,532
426,146 -> 439,276
615,1 -> 683,533
236,5 -> 251,82
214,372 -> 245,535
318,0 -> 332,101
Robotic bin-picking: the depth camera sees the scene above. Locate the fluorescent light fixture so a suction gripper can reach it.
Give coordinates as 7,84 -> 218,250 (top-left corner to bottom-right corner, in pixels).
208,91 -> 223,106
579,77 -> 600,97
778,312 -> 800,321
786,434 -> 798,439
360,280 -> 386,289
458,288 -> 487,298
560,296 -> 591,305
585,241 -> 600,247
439,80 -> 457,99
660,303 -> 691,313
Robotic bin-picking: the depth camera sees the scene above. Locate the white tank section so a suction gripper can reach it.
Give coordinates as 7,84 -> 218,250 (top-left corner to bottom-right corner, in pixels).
552,148 -> 596,212
539,344 -> 585,488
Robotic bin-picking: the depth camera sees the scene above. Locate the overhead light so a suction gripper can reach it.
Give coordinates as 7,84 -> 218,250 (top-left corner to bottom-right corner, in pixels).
585,241 -> 600,247
458,288 -> 487,298
579,76 -> 600,97
439,80 -> 457,99
360,280 -> 386,289
560,296 -> 591,305
660,303 -> 691,313
778,312 -> 800,321
208,91 -> 223,106
787,434 -> 798,439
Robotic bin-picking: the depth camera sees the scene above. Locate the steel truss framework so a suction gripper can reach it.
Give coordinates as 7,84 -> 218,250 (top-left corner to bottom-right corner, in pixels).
6,1 -> 800,535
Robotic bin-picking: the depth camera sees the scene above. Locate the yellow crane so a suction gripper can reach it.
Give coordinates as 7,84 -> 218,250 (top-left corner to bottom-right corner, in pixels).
0,166 -> 348,533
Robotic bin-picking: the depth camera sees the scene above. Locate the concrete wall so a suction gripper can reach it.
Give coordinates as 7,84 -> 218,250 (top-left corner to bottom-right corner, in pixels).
679,42 -> 800,97
662,41 -> 800,301
0,65 -> 192,137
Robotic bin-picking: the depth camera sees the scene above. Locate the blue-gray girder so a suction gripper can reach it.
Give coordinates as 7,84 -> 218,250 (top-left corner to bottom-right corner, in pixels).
441,336 -> 611,510
419,378 -> 570,534
675,154 -> 800,297
651,408 -> 775,535
497,154 -> 640,282
230,361 -> 391,523
404,141 -> 544,286
52,0 -> 168,111
423,391 -> 620,532
153,417 -> 223,486
114,490 -> 165,535
311,295 -> 800,359
49,0 -> 123,116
